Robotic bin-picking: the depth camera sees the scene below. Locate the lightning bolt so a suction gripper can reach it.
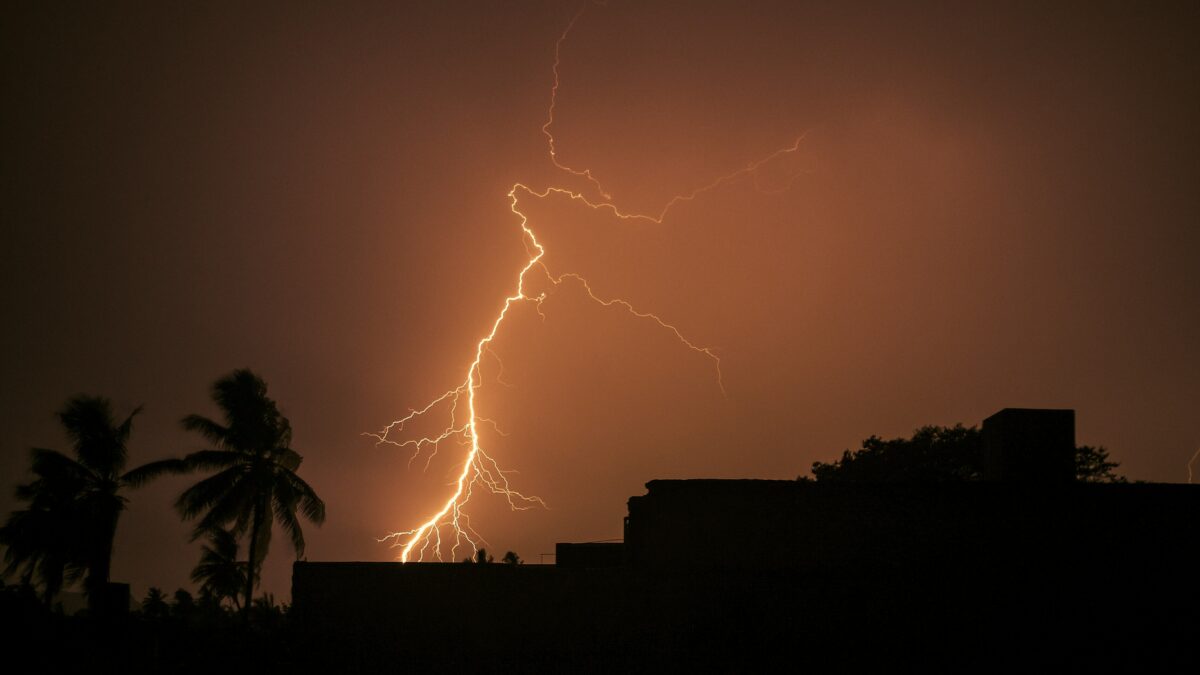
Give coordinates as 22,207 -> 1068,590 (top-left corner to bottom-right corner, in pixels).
368,3 -> 807,562
1188,447 -> 1200,484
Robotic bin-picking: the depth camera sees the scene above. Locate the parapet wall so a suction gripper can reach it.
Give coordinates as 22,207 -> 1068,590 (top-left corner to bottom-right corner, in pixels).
624,478 -> 1200,574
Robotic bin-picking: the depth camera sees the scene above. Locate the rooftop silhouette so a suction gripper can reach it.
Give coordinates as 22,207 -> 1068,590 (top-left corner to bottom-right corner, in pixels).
291,408 -> 1200,670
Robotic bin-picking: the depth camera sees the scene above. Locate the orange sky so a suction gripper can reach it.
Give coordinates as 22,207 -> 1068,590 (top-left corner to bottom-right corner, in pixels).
2,1 -> 1198,599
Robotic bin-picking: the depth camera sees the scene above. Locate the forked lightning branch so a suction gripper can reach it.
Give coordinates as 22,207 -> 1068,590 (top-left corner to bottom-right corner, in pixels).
367,5 -> 806,562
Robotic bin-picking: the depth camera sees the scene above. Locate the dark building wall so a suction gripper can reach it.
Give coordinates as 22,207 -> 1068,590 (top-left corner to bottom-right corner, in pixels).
292,482 -> 1200,670
291,562 -> 643,670
624,478 -> 1200,575
554,542 -> 625,568
290,407 -> 1200,669
293,562 -> 561,627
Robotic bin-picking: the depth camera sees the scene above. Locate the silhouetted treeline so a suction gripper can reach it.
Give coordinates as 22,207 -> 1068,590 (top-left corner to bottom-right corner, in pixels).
0,578 -> 298,675
802,423 -> 1124,482
460,548 -> 522,565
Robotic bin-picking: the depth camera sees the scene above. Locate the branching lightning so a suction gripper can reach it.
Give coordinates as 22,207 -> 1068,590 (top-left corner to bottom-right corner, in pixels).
368,3 -> 807,562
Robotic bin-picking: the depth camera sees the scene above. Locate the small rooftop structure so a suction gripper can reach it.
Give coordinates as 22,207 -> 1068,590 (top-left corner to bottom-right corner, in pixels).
983,407 -> 1075,482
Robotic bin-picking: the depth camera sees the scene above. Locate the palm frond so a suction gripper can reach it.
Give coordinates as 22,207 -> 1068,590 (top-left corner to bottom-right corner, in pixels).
28,448 -> 90,486
0,504 -> 81,599
275,447 -> 302,471
275,419 -> 293,449
0,509 -> 42,574
250,497 -> 273,569
230,504 -> 253,539
207,528 -> 240,562
182,449 -> 244,470
58,395 -> 128,476
180,415 -> 231,448
283,470 -> 326,526
272,479 -> 306,558
114,405 -> 143,446
190,528 -> 245,603
212,369 -> 269,427
209,370 -> 296,456
191,475 -> 258,539
13,482 -> 37,502
57,395 -> 113,447
175,466 -> 246,520
122,458 -> 188,487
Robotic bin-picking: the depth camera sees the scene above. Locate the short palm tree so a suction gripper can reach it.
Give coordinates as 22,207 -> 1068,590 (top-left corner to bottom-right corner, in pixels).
191,528 -> 246,610
141,586 -> 169,618
0,466 -> 84,605
0,396 -> 179,606
173,369 -> 325,615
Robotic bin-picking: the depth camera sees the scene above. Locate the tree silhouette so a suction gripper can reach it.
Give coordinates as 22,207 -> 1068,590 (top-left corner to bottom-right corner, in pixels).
1074,444 -> 1126,483
170,369 -> 325,616
462,548 -> 494,564
190,528 -> 246,610
250,591 -> 288,630
0,396 -> 180,607
805,424 -> 1125,483
171,588 -> 196,617
0,462 -> 82,605
142,586 -> 169,619
501,551 -> 522,565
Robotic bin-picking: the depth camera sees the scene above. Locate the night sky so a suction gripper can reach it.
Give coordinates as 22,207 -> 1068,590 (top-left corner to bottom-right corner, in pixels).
3,1 -> 1198,599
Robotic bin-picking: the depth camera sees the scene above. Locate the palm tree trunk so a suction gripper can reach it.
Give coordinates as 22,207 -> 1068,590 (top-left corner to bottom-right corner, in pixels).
243,498 -> 263,618
86,550 -> 112,614
87,510 -> 119,613
94,529 -> 114,588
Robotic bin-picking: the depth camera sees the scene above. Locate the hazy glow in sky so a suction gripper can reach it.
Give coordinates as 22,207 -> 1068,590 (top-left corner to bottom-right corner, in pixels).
2,1 -> 1197,598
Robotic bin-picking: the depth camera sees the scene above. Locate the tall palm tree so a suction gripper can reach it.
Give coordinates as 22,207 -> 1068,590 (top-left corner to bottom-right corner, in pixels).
0,396 -> 179,606
173,369 -> 325,615
191,528 -> 245,610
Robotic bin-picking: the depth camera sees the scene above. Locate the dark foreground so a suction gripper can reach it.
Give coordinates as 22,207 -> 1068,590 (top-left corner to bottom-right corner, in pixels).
288,477 -> 1200,672
0,587 -> 295,674
289,561 -> 1198,673
3,561 -> 1197,674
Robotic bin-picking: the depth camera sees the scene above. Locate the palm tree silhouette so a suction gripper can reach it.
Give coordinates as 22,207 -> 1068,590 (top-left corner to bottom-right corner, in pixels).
0,461 -> 82,605
173,369 -> 325,615
0,396 -> 179,607
141,586 -> 169,618
191,528 -> 246,610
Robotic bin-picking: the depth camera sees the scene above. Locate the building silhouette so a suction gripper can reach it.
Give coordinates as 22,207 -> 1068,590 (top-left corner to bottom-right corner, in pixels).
292,409 -> 1200,669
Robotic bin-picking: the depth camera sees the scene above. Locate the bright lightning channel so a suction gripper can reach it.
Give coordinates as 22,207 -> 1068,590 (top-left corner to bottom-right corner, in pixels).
367,4 -> 806,563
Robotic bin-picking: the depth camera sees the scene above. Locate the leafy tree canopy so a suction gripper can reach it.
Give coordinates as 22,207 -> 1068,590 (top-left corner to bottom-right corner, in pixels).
804,424 -> 1124,483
